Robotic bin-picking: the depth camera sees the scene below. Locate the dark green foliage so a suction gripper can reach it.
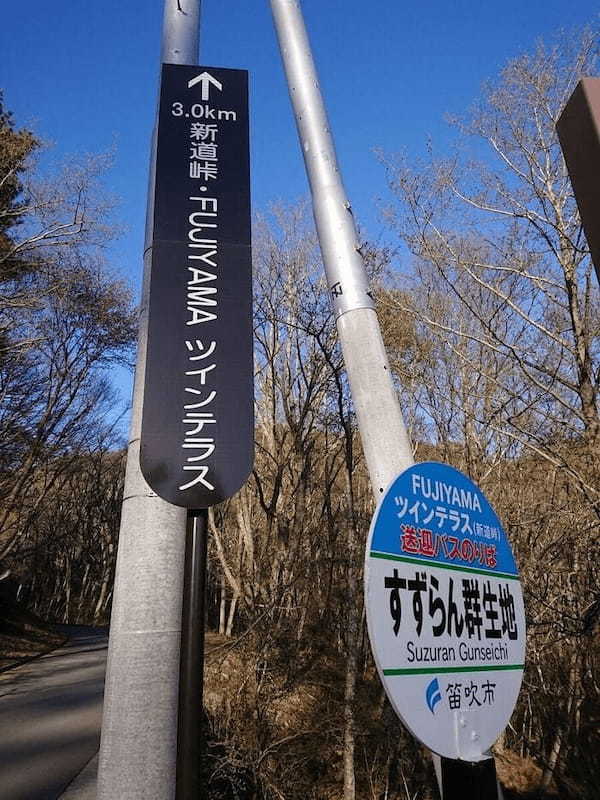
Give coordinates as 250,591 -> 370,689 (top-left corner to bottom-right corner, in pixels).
0,93 -> 38,271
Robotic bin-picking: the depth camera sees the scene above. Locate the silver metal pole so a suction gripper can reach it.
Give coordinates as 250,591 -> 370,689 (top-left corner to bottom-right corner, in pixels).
268,0 -> 412,497
96,3 -> 200,798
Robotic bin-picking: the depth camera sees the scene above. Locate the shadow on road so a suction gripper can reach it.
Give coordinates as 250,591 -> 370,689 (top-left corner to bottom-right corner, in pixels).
0,627 -> 108,800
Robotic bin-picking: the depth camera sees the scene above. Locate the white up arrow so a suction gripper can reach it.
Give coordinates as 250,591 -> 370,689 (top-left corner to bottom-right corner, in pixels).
188,72 -> 223,102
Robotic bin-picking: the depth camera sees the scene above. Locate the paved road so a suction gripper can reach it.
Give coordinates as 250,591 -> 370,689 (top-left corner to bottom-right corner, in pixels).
0,626 -> 107,800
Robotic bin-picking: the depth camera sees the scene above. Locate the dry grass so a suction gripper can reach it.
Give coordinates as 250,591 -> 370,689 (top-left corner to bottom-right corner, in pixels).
494,749 -> 559,799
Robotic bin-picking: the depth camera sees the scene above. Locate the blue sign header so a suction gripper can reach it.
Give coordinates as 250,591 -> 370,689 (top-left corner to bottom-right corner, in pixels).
371,462 -> 518,577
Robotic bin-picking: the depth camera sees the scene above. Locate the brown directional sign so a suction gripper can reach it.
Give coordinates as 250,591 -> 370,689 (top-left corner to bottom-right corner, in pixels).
140,64 -> 254,508
556,78 -> 600,284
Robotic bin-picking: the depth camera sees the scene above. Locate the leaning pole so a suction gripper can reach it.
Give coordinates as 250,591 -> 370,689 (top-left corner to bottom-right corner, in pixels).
268,2 -> 502,797
268,0 -> 413,495
96,2 -> 200,798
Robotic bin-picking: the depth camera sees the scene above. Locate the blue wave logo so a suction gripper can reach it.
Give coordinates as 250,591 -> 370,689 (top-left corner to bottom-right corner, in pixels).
426,678 -> 442,714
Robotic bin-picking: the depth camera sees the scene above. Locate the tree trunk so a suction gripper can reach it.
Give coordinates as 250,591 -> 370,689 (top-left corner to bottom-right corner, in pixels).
225,593 -> 238,638
539,648 -> 578,793
219,575 -> 227,635
94,574 -> 110,622
343,613 -> 358,800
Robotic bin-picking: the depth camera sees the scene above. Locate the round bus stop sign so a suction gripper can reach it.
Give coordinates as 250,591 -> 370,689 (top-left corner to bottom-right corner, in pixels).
364,462 -> 526,761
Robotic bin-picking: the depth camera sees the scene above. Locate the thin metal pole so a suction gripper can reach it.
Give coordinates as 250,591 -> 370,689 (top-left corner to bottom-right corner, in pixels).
177,509 -> 208,799
268,3 -> 502,799
268,0 -> 413,496
96,3 -> 201,798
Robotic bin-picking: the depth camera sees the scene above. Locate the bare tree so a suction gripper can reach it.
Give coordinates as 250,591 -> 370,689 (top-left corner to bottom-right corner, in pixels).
0,98 -> 135,570
11,444 -> 125,625
381,26 -> 600,505
379,25 -> 600,796
205,203 -> 399,799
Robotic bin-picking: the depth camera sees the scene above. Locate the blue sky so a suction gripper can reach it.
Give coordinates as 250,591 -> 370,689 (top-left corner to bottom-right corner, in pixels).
1,0 -> 598,417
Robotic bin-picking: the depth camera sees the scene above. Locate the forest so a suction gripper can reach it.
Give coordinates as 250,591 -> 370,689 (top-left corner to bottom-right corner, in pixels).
0,22 -> 598,800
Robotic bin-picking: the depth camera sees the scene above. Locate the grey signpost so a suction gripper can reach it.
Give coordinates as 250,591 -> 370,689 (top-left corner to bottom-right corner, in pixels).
268,1 -> 504,797
556,77 -> 600,286
97,4 -> 200,798
98,3 -> 253,799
